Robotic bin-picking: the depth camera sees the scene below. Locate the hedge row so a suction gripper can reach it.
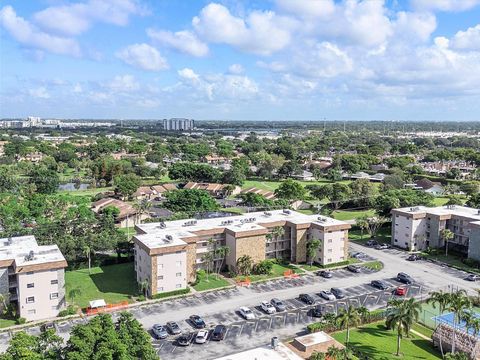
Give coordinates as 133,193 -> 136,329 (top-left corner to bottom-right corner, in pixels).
151,288 -> 191,299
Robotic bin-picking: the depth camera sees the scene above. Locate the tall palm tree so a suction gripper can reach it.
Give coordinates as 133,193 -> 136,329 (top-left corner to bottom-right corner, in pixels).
306,239 -> 321,267
236,255 -> 253,276
134,199 -> 152,225
448,290 -> 472,354
386,299 -> 420,356
214,246 -> 230,275
201,252 -> 214,281
355,216 -> 369,240
83,245 -> 91,274
428,290 -> 452,357
271,226 -> 285,241
440,229 -> 454,256
357,306 -> 370,324
68,287 -> 82,306
335,306 -> 361,345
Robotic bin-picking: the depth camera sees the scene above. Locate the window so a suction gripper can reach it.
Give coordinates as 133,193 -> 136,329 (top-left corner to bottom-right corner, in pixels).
158,287 -> 164,292
158,264 -> 164,269
176,272 -> 182,277
26,271 -> 34,275
26,296 -> 35,304
50,293 -> 59,299
176,261 -> 182,267
327,258 -> 332,263
51,305 -> 58,311
176,251 -> 182,254
158,275 -> 164,280
27,283 -> 34,288
328,239 -> 332,243
51,279 -> 58,285
176,284 -> 182,289
28,309 -> 36,315
328,249 -> 332,253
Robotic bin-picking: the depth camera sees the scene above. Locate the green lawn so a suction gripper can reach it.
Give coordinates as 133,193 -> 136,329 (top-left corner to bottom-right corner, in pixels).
236,263 -> 305,282
0,318 -> 17,328
298,258 -> 359,271
412,323 -> 435,338
242,178 -> 351,191
58,186 -> 113,197
220,207 -> 245,214
65,262 -> 138,308
332,322 -> 441,359
422,251 -> 480,275
118,227 -> 137,240
362,261 -> 384,271
193,272 -> 231,291
332,209 -> 376,221
349,226 -> 391,244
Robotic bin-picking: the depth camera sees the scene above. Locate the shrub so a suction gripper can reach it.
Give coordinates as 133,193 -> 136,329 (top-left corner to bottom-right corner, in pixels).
252,260 -> 274,275
58,305 -> 77,317
137,295 -> 146,302
15,317 -> 26,325
151,288 -> 190,300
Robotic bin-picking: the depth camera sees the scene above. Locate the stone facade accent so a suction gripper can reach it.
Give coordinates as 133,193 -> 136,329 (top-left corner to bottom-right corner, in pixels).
186,243 -> 197,283
0,268 -> 9,302
235,235 -> 266,265
150,256 -> 157,295
57,269 -> 66,309
294,227 -> 308,263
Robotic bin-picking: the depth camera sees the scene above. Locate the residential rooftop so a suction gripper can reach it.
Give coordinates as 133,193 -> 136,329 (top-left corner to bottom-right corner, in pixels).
393,205 -> 480,220
0,235 -> 66,267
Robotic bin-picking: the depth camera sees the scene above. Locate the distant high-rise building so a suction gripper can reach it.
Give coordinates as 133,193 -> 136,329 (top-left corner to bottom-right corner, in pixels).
162,118 -> 195,131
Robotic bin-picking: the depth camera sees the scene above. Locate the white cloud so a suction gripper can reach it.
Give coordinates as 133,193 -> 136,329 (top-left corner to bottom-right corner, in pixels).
147,29 -> 208,57
107,75 -> 140,92
275,0 -> 335,18
228,64 -> 244,74
32,0 -> 146,36
29,86 -> 50,99
192,3 -> 293,55
178,68 -> 200,81
411,0 -> 480,12
116,43 -> 168,71
393,11 -> 437,43
73,84 -> 83,93
0,5 -> 81,57
450,24 -> 480,50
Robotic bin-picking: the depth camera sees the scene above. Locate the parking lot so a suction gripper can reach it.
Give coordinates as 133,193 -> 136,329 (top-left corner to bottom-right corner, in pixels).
152,277 -> 425,360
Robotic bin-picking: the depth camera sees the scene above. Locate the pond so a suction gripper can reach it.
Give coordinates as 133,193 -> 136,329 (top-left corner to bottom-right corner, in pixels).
58,182 -> 91,191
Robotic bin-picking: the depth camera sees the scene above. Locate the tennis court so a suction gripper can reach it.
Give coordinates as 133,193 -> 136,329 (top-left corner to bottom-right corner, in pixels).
433,311 -> 480,337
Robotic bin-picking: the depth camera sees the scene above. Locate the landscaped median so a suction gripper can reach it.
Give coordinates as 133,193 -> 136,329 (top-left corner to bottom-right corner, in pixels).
298,258 -> 361,272
234,262 -> 305,283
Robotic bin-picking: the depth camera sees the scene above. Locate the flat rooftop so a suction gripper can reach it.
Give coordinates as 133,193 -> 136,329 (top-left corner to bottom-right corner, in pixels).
0,235 -> 66,266
213,343 -> 303,360
394,205 -> 480,221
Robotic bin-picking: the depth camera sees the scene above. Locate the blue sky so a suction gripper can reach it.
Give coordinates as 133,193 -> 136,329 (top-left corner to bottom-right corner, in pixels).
1,0 -> 480,121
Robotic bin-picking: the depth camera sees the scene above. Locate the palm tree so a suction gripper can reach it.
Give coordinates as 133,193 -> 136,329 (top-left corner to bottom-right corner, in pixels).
323,312 -> 336,326
335,306 -> 361,345
427,290 -> 451,357
134,199 -> 151,225
448,290 -> 472,354
214,246 -> 230,275
461,311 -> 480,337
356,216 -> 369,240
386,299 -> 420,356
306,239 -> 321,267
0,294 -> 8,314
272,226 -> 285,240
326,345 -> 343,360
201,252 -> 214,281
440,229 -> 454,256
401,298 -> 422,337
357,306 -> 370,324
68,287 -> 82,305
138,280 -> 149,298
83,245 -> 91,274
236,255 -> 253,276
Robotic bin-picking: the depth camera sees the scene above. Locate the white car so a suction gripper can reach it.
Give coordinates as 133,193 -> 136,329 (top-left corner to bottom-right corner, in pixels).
319,290 -> 336,301
260,301 -> 276,314
239,306 -> 255,320
195,329 -> 209,344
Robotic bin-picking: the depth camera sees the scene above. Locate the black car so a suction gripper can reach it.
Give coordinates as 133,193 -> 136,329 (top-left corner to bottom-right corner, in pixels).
371,280 -> 390,290
211,325 -> 227,341
318,271 -> 333,278
406,254 -> 424,261
299,293 -> 315,305
166,321 -> 181,335
331,287 -> 346,299
366,240 -> 378,247
310,306 -> 323,318
40,323 -> 55,332
396,272 -> 413,284
176,333 -> 194,346
465,274 -> 480,282
271,298 -> 287,312
189,315 -> 206,329
347,265 -> 361,273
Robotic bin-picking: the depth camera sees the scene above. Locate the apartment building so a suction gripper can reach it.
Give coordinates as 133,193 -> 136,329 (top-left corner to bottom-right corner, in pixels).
391,205 -> 480,259
0,236 -> 67,321
133,210 -> 350,296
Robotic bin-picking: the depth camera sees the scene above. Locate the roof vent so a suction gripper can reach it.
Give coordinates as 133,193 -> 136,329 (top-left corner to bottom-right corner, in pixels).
317,217 -> 327,223
159,222 -> 166,229
264,211 -> 272,216
183,220 -> 198,227
24,250 -> 35,262
283,209 -> 291,215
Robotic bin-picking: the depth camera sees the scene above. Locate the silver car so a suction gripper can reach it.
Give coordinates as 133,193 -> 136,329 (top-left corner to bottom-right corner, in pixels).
152,324 -> 168,339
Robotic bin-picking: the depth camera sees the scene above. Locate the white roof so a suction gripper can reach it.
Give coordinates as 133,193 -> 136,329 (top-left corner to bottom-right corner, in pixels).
395,205 -> 480,221
89,299 -> 106,308
0,235 -> 66,266
213,343 -> 302,360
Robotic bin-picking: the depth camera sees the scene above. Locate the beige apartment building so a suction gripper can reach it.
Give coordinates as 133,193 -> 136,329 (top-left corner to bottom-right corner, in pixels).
391,205 -> 480,260
0,236 -> 67,321
133,210 -> 350,296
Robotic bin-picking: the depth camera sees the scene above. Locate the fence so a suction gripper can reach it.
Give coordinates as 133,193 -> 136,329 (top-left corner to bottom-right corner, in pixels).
85,301 -> 129,316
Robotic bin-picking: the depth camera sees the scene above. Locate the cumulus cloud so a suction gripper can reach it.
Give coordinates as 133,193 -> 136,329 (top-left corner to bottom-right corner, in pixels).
107,75 -> 140,92
275,0 -> 335,18
116,43 -> 168,71
147,29 -> 208,57
32,0 -> 147,36
0,5 -> 81,57
393,11 -> 437,43
450,24 -> 480,50
411,0 -> 480,12
29,86 -> 50,99
192,3 -> 293,55
228,64 -> 244,74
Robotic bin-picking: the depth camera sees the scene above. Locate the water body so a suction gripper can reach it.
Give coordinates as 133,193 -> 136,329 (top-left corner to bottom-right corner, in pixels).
58,182 -> 91,191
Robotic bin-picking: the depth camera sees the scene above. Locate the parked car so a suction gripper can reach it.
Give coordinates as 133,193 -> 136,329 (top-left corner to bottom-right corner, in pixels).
347,265 -> 361,273
176,333 -> 194,346
261,300 -> 276,314
319,290 -> 336,301
465,274 -> 480,282
40,323 -> 55,333
396,272 -> 413,284
310,306 -> 323,318
406,254 -> 424,261
395,287 -> 407,296
374,243 -> 390,250
239,306 -> 255,320
211,325 -> 227,341
195,329 -> 209,344
331,287 -> 346,299
371,280 -> 390,290
318,270 -> 333,278
299,293 -> 315,305
151,324 -> 168,339
189,315 -> 206,329
166,321 -> 181,335
270,298 -> 286,312
366,240 -> 378,247
351,252 -> 367,259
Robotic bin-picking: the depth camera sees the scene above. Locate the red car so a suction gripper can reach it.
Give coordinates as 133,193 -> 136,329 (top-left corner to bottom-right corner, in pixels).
395,287 -> 407,296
